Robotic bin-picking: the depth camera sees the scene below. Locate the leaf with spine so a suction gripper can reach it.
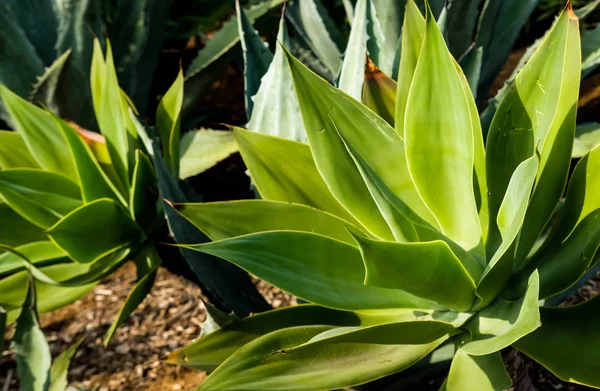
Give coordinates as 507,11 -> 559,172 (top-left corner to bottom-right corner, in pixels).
129,150 -> 158,236
0,130 -> 39,169
444,0 -> 482,59
485,8 -> 580,264
395,0 -> 426,138
197,321 -> 454,391
29,50 -> 71,116
53,115 -> 127,205
11,275 -> 51,391
104,244 -> 160,345
338,0 -> 368,100
153,142 -> 270,317
246,17 -> 306,142
47,199 -> 142,264
49,337 -> 84,391
237,0 -> 273,118
168,305 -> 431,371
368,0 -> 404,76
285,0 -> 343,77
0,85 -> 76,181
362,59 -> 397,126
352,234 -> 477,311
582,23 -> 600,77
157,69 -> 184,176
232,127 -> 359,225
462,270 -> 540,355
440,349 -> 511,391
0,241 -> 67,276
513,294 -> 600,387
458,46 -> 483,99
404,4 -> 481,252
0,203 -> 46,247
475,0 -> 540,100
180,231 -> 434,311
573,123 -> 600,158
284,47 -> 438,238
476,156 -> 538,307
185,0 -> 285,79
0,169 -> 82,229
174,200 -> 360,245
179,129 -> 239,179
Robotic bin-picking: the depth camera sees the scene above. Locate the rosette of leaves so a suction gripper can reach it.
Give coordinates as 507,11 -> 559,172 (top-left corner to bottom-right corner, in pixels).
168,2 -> 600,390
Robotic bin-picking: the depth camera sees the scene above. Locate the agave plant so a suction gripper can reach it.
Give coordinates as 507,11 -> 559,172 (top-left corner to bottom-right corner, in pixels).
168,2 -> 600,390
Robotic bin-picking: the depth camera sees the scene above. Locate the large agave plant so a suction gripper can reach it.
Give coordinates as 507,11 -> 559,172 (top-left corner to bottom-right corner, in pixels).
169,2 -> 600,390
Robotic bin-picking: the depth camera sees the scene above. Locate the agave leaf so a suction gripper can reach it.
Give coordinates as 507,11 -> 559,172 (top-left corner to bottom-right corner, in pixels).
49,337 -> 85,391
0,130 -> 39,169
104,243 -> 160,345
0,242 -> 67,276
338,0 -> 368,100
47,199 -> 142,264
0,169 -> 82,229
368,0 -> 404,76
476,156 -> 538,306
53,115 -> 127,205
462,271 -> 540,355
458,46 -> 483,99
232,127 -> 359,225
573,123 -> 600,158
11,274 -> 51,391
179,129 -> 239,179
197,321 -> 453,391
404,4 -> 481,252
129,150 -> 158,236
174,200 -> 360,245
0,85 -> 76,181
169,305 -> 427,371
156,69 -> 184,177
395,0 -> 425,138
513,295 -> 600,387
475,0 -> 540,100
440,349 -> 511,391
443,0 -> 482,59
285,0 -> 343,77
582,23 -> 600,77
246,17 -> 306,142
0,307 -> 5,352
284,47 -> 437,238
29,50 -> 71,115
362,59 -> 396,126
0,202 -> 47,247
352,235 -> 477,311
181,231 -> 434,311
486,8 -> 580,264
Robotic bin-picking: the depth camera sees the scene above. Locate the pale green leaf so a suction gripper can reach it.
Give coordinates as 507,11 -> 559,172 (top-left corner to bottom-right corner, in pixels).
0,130 -> 39,169
339,0 -> 368,100
573,123 -> 600,158
157,69 -> 184,177
368,0 -> 404,76
441,349 -> 511,391
0,241 -> 67,276
49,338 -> 85,391
179,129 -> 239,180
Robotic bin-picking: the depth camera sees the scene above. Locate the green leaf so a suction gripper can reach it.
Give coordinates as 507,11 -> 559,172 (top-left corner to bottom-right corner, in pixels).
0,130 -> 39,169
458,46 -> 483,99
444,0 -> 482,59
0,242 -> 67,276
486,9 -> 580,265
573,123 -> 600,158
362,60 -> 397,126
352,235 -> 477,311
0,169 -> 82,228
338,0 -> 368,100
246,17 -> 306,142
179,129 -> 239,179
232,127 -> 359,225
11,275 -> 51,391
440,349 -> 511,391
49,337 -> 85,391
368,0 -> 404,76
0,85 -> 77,181
582,23 -> 600,77
174,200 -> 359,245
0,202 -> 46,247
104,244 -> 160,345
404,4 -> 481,252
169,305 -> 428,371
157,69 -> 184,176
197,321 -> 453,391
47,199 -> 142,264
29,49 -> 71,117
462,270 -> 540,355
513,295 -> 600,387
0,307 -> 5,352
284,47 -> 437,239
180,231 -> 434,311
129,150 -> 158,236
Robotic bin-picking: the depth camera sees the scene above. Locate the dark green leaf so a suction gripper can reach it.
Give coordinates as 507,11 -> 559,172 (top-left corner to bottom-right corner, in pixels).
0,202 -> 46,247
0,241 -> 67,276
129,150 -> 158,236
49,337 -> 85,391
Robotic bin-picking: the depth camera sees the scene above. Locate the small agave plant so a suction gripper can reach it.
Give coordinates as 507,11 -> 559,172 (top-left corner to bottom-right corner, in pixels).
169,1 -> 600,389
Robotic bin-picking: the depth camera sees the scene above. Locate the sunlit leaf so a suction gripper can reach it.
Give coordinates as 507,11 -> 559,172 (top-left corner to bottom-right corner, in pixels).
440,349 -> 511,391
0,130 -> 39,169
338,0 -> 368,100
179,129 -> 239,180
49,337 -> 85,391
156,69 -> 184,176
362,59 -> 396,126
0,241 -> 67,276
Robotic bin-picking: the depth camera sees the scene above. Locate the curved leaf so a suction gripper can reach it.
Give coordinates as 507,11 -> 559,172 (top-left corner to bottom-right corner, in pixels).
49,337 -> 85,391
0,130 -> 39,169
338,0 -> 368,100
0,241 -> 67,276
129,150 -> 158,235
0,202 -> 46,247
179,128 -> 239,179
362,59 -> 397,126
157,69 -> 184,176
440,349 -> 511,391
